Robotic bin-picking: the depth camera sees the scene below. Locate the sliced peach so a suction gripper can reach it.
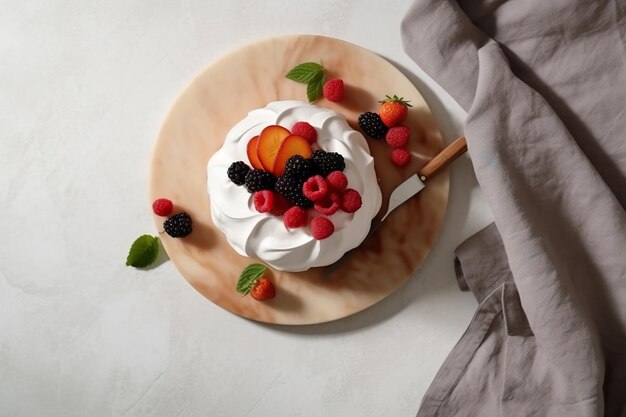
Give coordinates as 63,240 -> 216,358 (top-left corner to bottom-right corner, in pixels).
272,134 -> 313,176
246,136 -> 264,170
258,125 -> 291,172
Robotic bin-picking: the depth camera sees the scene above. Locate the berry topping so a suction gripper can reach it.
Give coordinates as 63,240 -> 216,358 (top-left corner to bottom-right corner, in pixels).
163,212 -> 193,238
227,161 -> 251,185
390,148 -> 411,167
244,169 -> 276,193
291,121 -> 317,143
314,192 -> 340,216
311,216 -> 335,240
270,194 -> 291,216
302,175 -> 328,201
283,154 -> 315,179
250,277 -> 276,301
385,125 -> 410,149
325,171 -> 348,192
152,198 -> 173,217
253,190 -> 275,213
378,95 -> 412,127
283,206 -> 308,229
323,79 -> 345,102
275,175 -> 313,208
340,189 -> 362,213
310,149 -> 345,177
358,112 -> 388,139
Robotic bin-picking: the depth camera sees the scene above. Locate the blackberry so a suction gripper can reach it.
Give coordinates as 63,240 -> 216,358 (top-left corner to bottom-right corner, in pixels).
283,155 -> 315,179
227,161 -> 250,186
310,150 -> 345,177
358,112 -> 388,139
244,169 -> 276,193
275,175 -> 313,208
164,212 -> 192,238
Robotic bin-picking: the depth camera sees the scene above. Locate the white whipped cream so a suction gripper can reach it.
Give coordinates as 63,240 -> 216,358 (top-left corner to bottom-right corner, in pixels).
207,101 -> 381,272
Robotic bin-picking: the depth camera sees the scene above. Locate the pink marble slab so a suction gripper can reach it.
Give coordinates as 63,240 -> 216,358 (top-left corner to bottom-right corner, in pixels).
150,35 -> 449,325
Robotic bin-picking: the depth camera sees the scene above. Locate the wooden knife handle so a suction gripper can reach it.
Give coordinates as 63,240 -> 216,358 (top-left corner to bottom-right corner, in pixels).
418,136 -> 467,181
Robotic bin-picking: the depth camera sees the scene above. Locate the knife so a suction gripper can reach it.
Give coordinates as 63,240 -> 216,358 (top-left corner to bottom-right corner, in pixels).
324,136 -> 468,274
369,135 -> 468,233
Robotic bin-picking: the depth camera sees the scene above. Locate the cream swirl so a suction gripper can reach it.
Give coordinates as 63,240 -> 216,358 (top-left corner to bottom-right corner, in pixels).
207,101 -> 381,272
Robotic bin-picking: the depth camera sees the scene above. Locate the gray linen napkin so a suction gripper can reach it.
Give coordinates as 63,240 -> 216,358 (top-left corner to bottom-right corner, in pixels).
401,1 -> 626,415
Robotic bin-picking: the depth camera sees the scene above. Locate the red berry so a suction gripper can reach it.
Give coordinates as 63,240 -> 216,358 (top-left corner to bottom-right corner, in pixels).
323,79 -> 344,102
302,175 -> 328,201
340,189 -> 362,213
251,277 -> 276,301
270,194 -> 291,216
152,198 -> 173,217
314,192 -> 340,216
291,121 -> 317,143
325,171 -> 348,192
378,95 -> 412,127
311,216 -> 335,240
390,148 -> 411,167
253,190 -> 275,213
283,206 -> 307,228
385,125 -> 410,149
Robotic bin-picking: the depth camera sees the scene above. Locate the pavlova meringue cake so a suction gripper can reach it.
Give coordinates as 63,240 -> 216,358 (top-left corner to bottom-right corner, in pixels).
207,101 -> 381,272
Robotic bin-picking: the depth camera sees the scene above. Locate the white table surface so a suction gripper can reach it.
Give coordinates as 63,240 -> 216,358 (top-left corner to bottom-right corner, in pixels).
0,1 -> 494,416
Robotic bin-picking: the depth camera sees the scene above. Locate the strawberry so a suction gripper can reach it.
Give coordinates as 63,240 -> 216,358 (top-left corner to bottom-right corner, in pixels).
250,277 -> 276,301
378,95 -> 412,127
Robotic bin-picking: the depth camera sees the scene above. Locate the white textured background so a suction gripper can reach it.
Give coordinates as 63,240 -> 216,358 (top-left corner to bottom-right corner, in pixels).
0,1 -> 493,416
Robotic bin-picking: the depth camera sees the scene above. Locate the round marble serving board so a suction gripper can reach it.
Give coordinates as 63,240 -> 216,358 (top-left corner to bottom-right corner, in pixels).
150,35 -> 449,325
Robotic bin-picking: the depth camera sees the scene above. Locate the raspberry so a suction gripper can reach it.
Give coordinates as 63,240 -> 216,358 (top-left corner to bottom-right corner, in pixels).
390,148 -> 411,167
283,206 -> 307,229
311,216 -> 335,240
325,171 -> 348,192
291,122 -> 317,143
253,190 -> 275,213
310,150 -> 345,177
245,169 -> 276,193
227,161 -> 250,185
283,155 -> 315,179
358,112 -> 388,139
270,194 -> 292,216
163,212 -> 192,238
340,189 -> 362,213
323,79 -> 344,102
152,198 -> 173,217
385,125 -> 410,149
302,175 -> 328,201
314,192 -> 340,215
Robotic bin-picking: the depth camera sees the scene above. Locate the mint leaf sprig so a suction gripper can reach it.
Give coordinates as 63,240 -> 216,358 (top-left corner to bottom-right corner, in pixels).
285,62 -> 325,103
126,235 -> 160,268
236,263 -> 267,295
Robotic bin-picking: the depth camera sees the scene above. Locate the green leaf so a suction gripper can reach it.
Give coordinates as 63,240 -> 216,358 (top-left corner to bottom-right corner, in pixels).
126,235 -> 160,268
236,263 -> 267,295
306,71 -> 325,103
285,62 -> 324,83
